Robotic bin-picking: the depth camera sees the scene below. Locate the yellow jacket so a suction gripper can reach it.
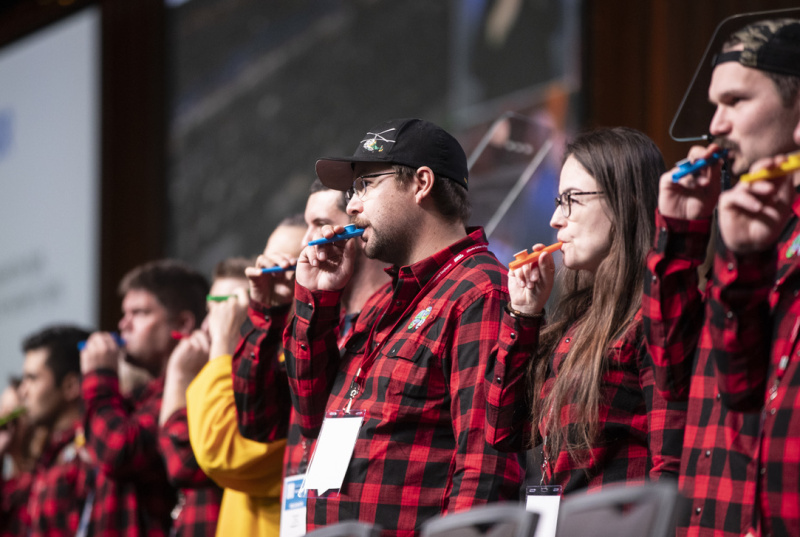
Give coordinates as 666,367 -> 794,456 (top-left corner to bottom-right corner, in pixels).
186,354 -> 286,536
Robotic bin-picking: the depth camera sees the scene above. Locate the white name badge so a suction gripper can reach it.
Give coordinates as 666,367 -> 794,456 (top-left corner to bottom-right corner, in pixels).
302,410 -> 365,496
280,473 -> 308,537
526,485 -> 562,537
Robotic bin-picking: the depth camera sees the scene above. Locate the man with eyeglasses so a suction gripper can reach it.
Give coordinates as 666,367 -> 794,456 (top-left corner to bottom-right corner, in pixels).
280,118 -> 523,536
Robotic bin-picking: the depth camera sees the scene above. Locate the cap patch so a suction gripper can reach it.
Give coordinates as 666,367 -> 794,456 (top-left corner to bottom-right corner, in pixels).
362,128 -> 397,153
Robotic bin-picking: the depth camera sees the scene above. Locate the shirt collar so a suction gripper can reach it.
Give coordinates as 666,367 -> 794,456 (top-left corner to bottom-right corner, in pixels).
385,227 -> 488,288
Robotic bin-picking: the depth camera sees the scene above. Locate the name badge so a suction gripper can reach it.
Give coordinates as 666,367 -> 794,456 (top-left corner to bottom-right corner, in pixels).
303,410 -> 365,495
526,485 -> 562,537
281,473 -> 307,537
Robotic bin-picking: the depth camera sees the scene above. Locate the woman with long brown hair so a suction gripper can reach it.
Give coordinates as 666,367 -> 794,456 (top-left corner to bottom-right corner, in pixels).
486,127 -> 686,492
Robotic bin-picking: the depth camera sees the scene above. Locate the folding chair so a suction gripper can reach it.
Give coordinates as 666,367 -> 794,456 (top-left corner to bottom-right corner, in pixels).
305,521 -> 382,537
421,503 -> 540,537
555,481 -> 680,537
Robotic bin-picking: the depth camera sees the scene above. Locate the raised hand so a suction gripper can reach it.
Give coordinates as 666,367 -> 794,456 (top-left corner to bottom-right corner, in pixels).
659,144 -> 723,221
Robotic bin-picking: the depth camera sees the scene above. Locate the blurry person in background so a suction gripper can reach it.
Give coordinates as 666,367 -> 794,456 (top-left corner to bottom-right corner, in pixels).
80,260 -> 208,536
188,221 -> 305,536
158,256 -> 255,537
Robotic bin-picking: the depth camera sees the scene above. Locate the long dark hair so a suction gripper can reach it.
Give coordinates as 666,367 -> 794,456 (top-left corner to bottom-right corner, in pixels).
530,127 -> 664,465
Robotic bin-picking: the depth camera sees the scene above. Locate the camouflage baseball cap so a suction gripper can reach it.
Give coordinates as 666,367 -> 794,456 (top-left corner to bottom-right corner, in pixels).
670,9 -> 800,142
712,18 -> 800,77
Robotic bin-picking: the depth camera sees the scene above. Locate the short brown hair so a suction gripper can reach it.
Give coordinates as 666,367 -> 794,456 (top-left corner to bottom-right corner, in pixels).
212,257 -> 253,281
118,259 -> 209,326
393,164 -> 471,225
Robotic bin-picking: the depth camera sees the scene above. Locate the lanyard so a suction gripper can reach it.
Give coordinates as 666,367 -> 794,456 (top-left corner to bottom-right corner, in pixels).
344,243 -> 488,412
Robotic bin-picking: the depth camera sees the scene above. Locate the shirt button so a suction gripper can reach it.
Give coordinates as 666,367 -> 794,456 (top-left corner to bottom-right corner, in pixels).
495,376 -> 502,384
510,332 -> 516,339
307,303 -> 313,309
705,450 -> 711,457
651,275 -> 657,283
727,262 -> 734,271
695,507 -> 701,515
250,353 -> 255,358
726,311 -> 733,320
716,393 -> 721,401
299,343 -> 307,350
760,467 -> 767,475
660,227 -> 667,234
770,408 -> 777,415
565,338 -> 571,343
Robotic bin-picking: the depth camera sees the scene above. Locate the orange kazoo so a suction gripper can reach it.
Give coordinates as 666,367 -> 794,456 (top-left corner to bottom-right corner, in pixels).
509,242 -> 563,271
740,152 -> 800,183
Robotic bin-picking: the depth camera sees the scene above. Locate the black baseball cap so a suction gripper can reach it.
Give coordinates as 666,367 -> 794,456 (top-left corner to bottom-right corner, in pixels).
315,118 -> 470,191
670,8 -> 800,142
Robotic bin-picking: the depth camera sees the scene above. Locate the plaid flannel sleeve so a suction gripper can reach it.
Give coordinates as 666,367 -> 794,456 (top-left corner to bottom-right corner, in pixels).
637,332 -> 688,480
232,300 -> 292,442
283,284 -> 343,438
643,211 -> 712,400
159,408 -> 214,488
82,370 -> 162,479
708,242 -> 775,411
446,289 -> 524,511
485,309 -> 542,452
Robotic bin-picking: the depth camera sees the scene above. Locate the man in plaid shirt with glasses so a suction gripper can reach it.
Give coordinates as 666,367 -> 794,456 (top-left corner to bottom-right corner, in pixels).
277,118 -> 523,537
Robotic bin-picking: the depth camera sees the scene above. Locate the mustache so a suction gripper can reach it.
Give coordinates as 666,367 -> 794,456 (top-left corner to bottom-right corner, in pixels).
712,137 -> 740,153
351,218 -> 369,229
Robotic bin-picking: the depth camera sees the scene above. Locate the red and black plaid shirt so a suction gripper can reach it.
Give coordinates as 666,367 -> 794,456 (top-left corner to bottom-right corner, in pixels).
0,471 -> 31,536
27,423 -> 92,536
486,309 -> 685,493
643,211 -> 762,537
707,199 -> 800,536
283,311 -> 358,478
159,408 -> 223,537
283,228 -> 523,537
83,371 -> 176,537
231,303 -> 292,444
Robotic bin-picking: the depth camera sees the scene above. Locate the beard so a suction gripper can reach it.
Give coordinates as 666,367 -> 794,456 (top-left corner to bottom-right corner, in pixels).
354,215 -> 412,266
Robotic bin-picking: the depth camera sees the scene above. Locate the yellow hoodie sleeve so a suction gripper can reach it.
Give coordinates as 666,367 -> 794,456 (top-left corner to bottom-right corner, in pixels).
186,354 -> 285,497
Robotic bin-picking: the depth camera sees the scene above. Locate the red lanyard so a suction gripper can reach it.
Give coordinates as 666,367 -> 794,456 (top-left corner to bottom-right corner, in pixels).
343,243 -> 488,412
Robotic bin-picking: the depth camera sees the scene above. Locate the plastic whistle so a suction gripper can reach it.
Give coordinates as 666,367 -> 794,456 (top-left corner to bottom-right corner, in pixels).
171,331 -> 186,340
740,152 -> 800,183
261,265 -> 297,274
0,407 -> 26,429
206,295 -> 232,302
672,150 -> 728,181
509,242 -> 563,270
77,332 -> 125,351
307,224 -> 364,246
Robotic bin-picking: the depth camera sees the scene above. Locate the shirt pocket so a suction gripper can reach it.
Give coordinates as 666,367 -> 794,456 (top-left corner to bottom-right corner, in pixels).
377,331 -> 448,416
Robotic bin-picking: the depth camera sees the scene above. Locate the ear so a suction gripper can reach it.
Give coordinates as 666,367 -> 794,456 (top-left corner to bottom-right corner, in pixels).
60,372 -> 82,403
413,166 -> 436,205
173,310 -> 197,335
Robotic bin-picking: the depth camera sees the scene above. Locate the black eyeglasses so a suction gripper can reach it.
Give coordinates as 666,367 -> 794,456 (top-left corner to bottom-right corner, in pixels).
554,191 -> 604,217
345,171 -> 399,202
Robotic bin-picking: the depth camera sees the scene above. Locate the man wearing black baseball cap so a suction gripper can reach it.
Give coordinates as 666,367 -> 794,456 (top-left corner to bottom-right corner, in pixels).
644,13 -> 800,537
281,118 -> 523,535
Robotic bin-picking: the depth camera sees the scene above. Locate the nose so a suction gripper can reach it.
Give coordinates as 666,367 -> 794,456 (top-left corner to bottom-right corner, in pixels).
550,205 -> 565,230
18,380 -> 28,400
302,227 -> 314,246
709,105 -> 730,137
346,195 -> 362,216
